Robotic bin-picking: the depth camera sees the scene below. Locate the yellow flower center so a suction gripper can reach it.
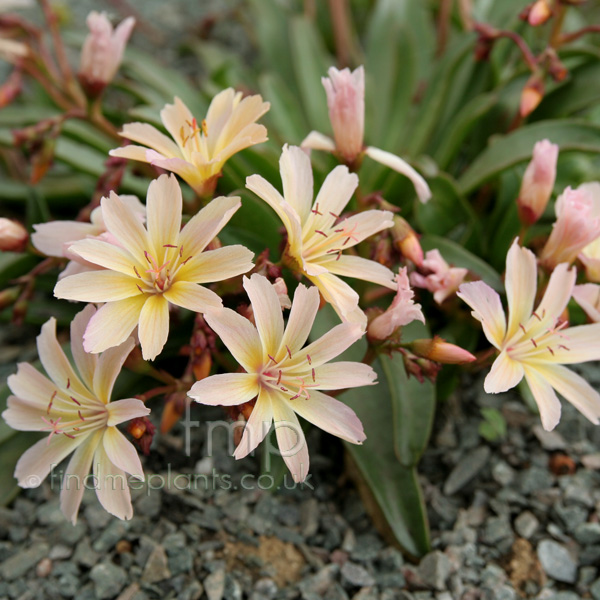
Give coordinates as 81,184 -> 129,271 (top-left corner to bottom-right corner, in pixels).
133,244 -> 193,294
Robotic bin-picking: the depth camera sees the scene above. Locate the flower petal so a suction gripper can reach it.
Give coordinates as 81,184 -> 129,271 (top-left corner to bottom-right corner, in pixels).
61,431 -> 101,524
573,284 -> 600,323
246,174 -> 295,233
291,389 -> 366,444
54,270 -> 141,302
272,399 -> 310,482
300,131 -> 336,152
106,398 -> 150,426
31,221 -> 99,257
204,308 -> 263,373
160,96 -> 194,153
178,245 -> 254,284
365,146 -> 431,203
163,281 -> 222,312
7,363 -> 55,411
523,365 -> 562,431
109,144 -> 157,163
313,362 -> 377,390
234,388 -> 274,459
117,122 -> 181,157
278,283 -> 320,361
15,434 -> 84,488
280,145 -> 313,224
83,295 -> 146,354
138,294 -> 170,361
484,350 -> 524,393
103,427 -> 144,479
534,323 -> 600,364
243,274 -> 284,356
457,281 -> 507,349
505,241 -> 538,341
146,174 -> 182,254
68,238 -> 141,276
306,272 -> 364,325
188,372 -> 259,406
93,338 -> 136,403
93,442 -> 133,520
70,305 -> 98,389
323,254 -> 396,289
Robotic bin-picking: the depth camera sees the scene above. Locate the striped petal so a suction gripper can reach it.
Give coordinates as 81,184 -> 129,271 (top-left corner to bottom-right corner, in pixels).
103,426 -> 144,479
484,350 -> 524,393
106,398 -> 150,426
313,362 -> 377,390
117,122 -> 181,157
68,238 -> 141,276
146,174 -> 182,255
163,281 -> 222,313
280,145 -> 313,224
54,270 -> 141,302
505,241 -> 538,341
178,245 -> 254,284
138,294 -> 170,361
278,284 -> 320,361
323,254 -> 396,289
301,131 -> 336,153
70,305 -> 98,389
93,338 -> 136,403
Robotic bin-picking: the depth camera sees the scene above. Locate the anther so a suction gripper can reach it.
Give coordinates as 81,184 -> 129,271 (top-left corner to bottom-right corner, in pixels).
558,344 -> 570,351
70,396 -> 81,406
548,347 -> 555,355
532,311 -> 542,321
531,338 -> 538,348
179,245 -> 184,258
47,390 -> 57,414
311,203 -> 323,215
78,410 -> 85,421
315,230 -> 328,237
276,370 -> 282,385
66,378 -> 70,389
133,265 -> 142,278
285,345 -> 292,359
311,368 -> 316,382
306,354 -> 312,365
163,244 -> 177,248
280,386 -> 288,392
136,284 -> 145,294
519,323 -> 527,334
268,354 -> 277,363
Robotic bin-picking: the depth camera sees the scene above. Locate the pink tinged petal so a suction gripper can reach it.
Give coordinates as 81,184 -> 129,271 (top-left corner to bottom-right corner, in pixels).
523,365 -> 562,431
106,398 -> 150,426
37,318 -> 90,399
484,351 -> 525,394
54,270 -> 141,302
7,363 -> 55,409
137,294 -> 170,361
67,238 -> 141,275
246,174 -> 296,233
303,166 -> 358,234
286,322 -> 364,371
83,295 -> 146,354
280,145 -> 314,223
160,96 -> 195,152
146,174 -> 182,253
313,362 -> 377,390
3,396 -> 46,430
31,221 -> 99,257
365,146 -> 431,203
308,271 -> 359,315
234,389 -> 274,459
533,363 -> 600,426
102,427 -> 144,479
300,131 -> 336,153
457,281 -> 507,349
278,284 -> 320,360
70,305 -> 99,389
205,307 -> 263,372
178,195 -> 242,257
93,443 -> 133,520
573,284 -> 600,322
188,373 -> 259,406
505,241 -> 538,340
243,274 -> 284,356
272,399 -> 310,482
93,338 -> 136,403
328,209 -> 395,248
178,245 -> 254,284
536,323 -> 600,364
148,156 -> 208,193
101,191 -> 150,259
534,262 -> 577,324
61,433 -> 102,525
15,434 -> 84,488
116,122 -> 181,157
323,254 -> 396,289
163,281 -> 222,312
291,389 -> 366,444
109,144 -> 159,163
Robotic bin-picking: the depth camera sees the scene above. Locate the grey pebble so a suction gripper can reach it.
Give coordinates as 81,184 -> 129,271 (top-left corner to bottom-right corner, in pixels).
204,569 -> 226,600
537,539 -> 578,584
142,545 -> 171,583
514,511 -> 539,539
90,562 -> 128,600
0,543 -> 49,581
591,578 -> 600,600
341,562 -> 375,587
443,446 -> 491,495
419,551 -> 452,591
574,522 -> 600,545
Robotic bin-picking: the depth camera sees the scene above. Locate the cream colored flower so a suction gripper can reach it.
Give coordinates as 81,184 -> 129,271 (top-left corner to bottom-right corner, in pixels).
2,306 -> 150,523
579,237 -> 600,283
247,145 -> 396,326
301,66 -> 431,203
54,174 -> 254,360
110,90 -> 270,197
573,284 -> 600,322
458,240 -> 600,431
188,274 -> 374,482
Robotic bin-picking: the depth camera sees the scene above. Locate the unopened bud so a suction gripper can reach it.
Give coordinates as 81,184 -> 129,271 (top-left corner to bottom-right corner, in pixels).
528,0 -> 552,26
128,416 -> 155,455
0,69 -> 22,108
192,349 -> 212,382
0,217 -> 28,251
520,75 -> 545,117
410,337 -> 476,364
160,392 -> 189,434
392,217 -> 423,266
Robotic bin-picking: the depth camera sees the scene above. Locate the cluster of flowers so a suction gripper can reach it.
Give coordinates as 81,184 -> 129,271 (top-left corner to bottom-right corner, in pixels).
2,11 -> 600,524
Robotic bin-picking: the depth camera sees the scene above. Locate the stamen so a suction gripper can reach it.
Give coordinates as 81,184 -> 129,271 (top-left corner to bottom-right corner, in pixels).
558,344 -> 570,351
78,410 -> 85,421
306,354 -> 312,365
311,203 -> 323,215
163,244 -> 177,248
531,338 -> 538,348
144,250 -> 153,265
201,119 -> 208,136
47,390 -> 57,414
179,245 -> 184,258
519,324 -> 527,334
532,311 -> 542,321
311,368 -> 316,382
314,230 -> 328,237
180,256 -> 193,266
136,284 -> 145,294
63,433 -> 75,439
276,370 -> 282,385
268,354 -> 277,363
133,265 -> 142,278
285,345 -> 292,359
329,211 -> 339,219
280,387 -> 288,392
70,396 -> 81,406
289,392 -> 301,401
66,378 -> 70,389
548,347 -> 555,355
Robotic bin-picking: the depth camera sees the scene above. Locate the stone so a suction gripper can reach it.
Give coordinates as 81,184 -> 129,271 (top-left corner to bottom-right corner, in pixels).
532,425 -> 567,450
254,578 -> 278,598
443,447 -> 491,495
93,520 -> 129,552
0,543 -> 49,580
574,522 -> 600,545
419,551 -> 452,591
537,540 -> 577,584
491,461 -> 515,486
73,537 -> 100,568
299,564 -> 339,596
341,562 -> 375,587
204,569 -> 226,600
519,467 -> 554,495
591,577 -> 600,600
142,545 -> 171,583
300,498 -> 320,537
482,516 -> 513,545
90,562 -> 127,600
514,511 -> 539,539
351,588 -> 379,600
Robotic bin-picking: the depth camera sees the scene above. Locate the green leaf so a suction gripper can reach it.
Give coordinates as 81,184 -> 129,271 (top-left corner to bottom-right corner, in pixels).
458,120 -> 600,195
0,433 -> 40,506
0,252 -> 39,289
421,235 -> 504,291
289,16 -> 333,133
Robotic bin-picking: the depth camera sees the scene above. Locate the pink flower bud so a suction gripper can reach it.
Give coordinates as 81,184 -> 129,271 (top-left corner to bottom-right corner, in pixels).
540,183 -> 600,269
367,268 -> 425,341
520,75 -> 544,117
322,66 -> 364,164
0,218 -> 28,252
78,12 -> 135,95
392,217 -> 424,266
410,249 -> 468,304
579,237 -> 600,283
528,0 -> 552,26
410,337 -> 476,364
517,139 -> 558,225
